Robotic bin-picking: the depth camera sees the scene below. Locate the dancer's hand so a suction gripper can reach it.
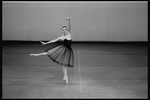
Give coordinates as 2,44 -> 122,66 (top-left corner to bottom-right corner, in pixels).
66,17 -> 70,20
40,41 -> 46,45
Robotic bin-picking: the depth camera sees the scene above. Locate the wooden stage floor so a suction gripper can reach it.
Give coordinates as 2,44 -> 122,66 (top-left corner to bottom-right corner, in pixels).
2,41 -> 148,98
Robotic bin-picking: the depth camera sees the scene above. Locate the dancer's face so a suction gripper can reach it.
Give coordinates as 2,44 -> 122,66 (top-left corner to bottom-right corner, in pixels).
62,27 -> 67,34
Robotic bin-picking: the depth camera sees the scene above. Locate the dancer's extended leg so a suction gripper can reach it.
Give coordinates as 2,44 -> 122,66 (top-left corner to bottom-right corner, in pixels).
30,52 -> 48,56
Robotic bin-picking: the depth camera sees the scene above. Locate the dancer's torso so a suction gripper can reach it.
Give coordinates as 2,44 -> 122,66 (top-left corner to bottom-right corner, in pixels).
63,39 -> 72,49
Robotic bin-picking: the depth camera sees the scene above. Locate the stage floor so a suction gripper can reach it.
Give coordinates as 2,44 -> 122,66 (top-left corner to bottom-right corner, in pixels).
2,41 -> 148,98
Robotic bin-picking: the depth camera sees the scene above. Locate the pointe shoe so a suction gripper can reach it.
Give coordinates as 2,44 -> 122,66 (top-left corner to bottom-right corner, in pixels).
65,77 -> 68,84
63,77 -> 66,80
30,54 -> 38,56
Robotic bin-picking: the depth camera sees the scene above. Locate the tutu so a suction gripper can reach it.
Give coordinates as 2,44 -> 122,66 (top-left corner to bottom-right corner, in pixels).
45,39 -> 74,67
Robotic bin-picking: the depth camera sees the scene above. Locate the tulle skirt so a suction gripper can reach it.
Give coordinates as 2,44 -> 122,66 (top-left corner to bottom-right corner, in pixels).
45,45 -> 74,67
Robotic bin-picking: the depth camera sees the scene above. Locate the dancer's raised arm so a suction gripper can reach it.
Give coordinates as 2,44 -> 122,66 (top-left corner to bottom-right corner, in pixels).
66,17 -> 71,33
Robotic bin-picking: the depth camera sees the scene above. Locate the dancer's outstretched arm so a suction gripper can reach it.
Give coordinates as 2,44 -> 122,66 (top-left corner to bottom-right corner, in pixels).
41,36 -> 63,45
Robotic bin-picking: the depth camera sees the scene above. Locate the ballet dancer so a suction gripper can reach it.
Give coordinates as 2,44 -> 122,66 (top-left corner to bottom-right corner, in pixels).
30,17 -> 74,84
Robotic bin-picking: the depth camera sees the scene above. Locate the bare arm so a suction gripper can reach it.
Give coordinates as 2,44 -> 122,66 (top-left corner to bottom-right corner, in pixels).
41,36 -> 63,45
66,17 -> 71,33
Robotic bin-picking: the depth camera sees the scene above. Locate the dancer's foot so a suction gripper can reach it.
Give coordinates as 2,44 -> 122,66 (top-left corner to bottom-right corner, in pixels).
30,54 -> 38,56
65,77 -> 68,84
63,77 -> 66,80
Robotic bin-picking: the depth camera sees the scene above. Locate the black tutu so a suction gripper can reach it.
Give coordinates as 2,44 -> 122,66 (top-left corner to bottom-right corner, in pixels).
45,39 -> 74,67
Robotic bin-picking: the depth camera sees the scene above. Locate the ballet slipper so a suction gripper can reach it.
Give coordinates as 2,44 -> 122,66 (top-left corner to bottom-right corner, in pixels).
30,54 -> 38,56
65,77 -> 68,84
63,77 -> 66,80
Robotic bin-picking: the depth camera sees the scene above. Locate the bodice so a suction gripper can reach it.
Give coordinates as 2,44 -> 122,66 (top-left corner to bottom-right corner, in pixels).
63,39 -> 72,49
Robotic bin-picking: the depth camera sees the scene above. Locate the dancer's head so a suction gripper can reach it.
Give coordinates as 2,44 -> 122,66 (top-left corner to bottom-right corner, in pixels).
61,26 -> 67,34
62,26 -> 67,30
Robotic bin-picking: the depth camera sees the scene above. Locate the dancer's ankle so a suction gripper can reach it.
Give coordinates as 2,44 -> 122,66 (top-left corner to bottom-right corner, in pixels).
65,77 -> 68,84
30,54 -> 38,56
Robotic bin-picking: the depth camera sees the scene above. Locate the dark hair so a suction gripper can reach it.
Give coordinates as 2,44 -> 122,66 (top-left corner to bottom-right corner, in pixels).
61,26 -> 67,30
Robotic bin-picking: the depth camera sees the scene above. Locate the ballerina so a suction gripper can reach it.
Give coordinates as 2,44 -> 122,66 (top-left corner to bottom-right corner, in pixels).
30,17 -> 74,84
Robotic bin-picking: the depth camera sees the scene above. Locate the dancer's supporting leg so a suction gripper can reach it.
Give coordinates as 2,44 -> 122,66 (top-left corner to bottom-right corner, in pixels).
64,66 -> 68,84
30,52 -> 48,56
63,66 -> 66,80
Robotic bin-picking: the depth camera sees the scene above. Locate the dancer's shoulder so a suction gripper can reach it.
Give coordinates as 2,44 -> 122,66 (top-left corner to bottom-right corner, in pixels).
58,35 -> 65,40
